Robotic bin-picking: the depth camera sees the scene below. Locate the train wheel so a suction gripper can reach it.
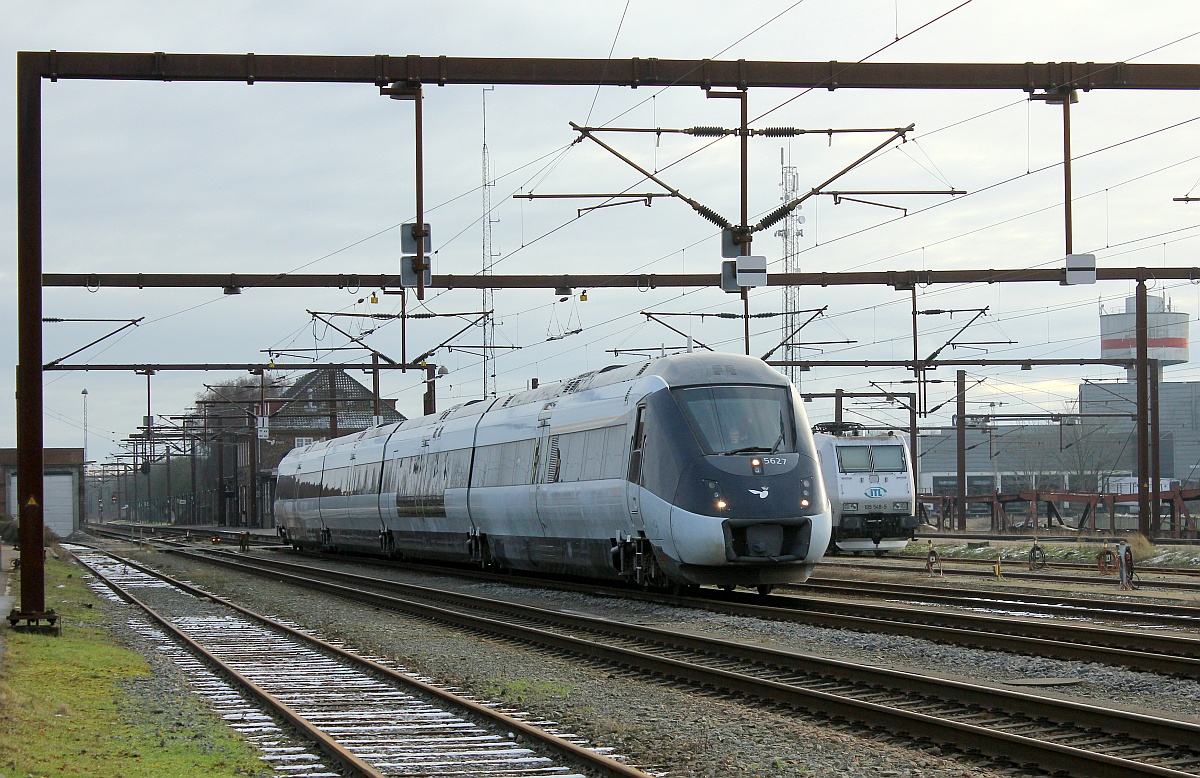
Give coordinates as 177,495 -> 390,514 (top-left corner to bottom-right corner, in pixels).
757,584 -> 774,596
720,584 -> 735,592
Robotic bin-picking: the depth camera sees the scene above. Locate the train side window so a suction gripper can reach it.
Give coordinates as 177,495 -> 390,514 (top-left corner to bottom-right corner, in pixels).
558,433 -> 584,482
276,473 -> 297,501
581,429 -> 604,480
446,448 -> 471,488
601,425 -> 626,479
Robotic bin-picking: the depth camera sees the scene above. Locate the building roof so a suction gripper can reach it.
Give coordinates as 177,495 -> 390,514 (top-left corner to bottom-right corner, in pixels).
271,368 -> 405,432
0,448 -> 85,467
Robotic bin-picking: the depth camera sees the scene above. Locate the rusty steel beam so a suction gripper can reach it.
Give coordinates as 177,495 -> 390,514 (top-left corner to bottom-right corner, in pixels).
772,358 -> 1135,367
43,266 -> 1200,290
42,362 -> 425,372
19,51 -> 1200,91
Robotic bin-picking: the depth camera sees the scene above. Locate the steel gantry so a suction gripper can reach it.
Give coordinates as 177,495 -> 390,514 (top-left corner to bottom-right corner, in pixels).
15,51 -> 1200,628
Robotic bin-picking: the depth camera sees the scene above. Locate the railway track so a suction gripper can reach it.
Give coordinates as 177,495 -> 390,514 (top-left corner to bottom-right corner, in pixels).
172,542 -> 1200,678
130,542 -> 1200,777
789,577 -> 1200,627
65,545 -> 648,778
91,526 -> 1200,673
820,555 -> 1200,591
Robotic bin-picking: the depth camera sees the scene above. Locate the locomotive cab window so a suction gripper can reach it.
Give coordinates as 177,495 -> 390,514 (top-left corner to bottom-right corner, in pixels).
674,385 -> 795,455
870,445 -> 906,472
835,447 -> 872,473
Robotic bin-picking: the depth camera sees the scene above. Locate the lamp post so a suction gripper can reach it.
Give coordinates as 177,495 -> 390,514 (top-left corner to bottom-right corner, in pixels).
81,388 -> 88,464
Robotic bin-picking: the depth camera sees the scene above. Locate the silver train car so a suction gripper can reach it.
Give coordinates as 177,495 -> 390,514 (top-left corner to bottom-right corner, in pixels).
274,353 -> 831,592
812,422 -> 917,555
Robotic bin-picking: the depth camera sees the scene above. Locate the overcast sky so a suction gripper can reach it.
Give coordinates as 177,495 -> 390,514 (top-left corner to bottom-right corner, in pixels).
4,1 -> 1200,465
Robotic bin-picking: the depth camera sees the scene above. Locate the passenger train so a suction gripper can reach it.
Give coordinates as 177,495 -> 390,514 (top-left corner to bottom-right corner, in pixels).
274,353 -> 831,593
812,422 -> 918,555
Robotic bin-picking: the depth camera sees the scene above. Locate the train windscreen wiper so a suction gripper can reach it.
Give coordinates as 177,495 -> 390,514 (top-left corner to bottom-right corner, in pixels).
724,446 -> 773,455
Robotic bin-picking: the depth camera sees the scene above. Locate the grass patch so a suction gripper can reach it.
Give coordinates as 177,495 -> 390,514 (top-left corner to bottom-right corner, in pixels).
483,677 -> 576,705
0,552 -> 270,777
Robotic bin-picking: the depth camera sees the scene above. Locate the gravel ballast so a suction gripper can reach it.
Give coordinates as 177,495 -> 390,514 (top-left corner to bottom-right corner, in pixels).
91,541 -> 1200,777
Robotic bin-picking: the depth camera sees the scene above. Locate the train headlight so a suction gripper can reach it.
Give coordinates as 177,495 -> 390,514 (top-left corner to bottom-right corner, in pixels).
893,502 -> 910,511
842,502 -> 858,512
800,477 -> 813,508
704,479 -> 727,511
750,457 -> 763,475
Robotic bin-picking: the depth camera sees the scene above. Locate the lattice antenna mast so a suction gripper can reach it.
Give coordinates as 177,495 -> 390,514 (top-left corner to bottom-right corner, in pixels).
481,87 -> 497,398
775,148 -> 803,384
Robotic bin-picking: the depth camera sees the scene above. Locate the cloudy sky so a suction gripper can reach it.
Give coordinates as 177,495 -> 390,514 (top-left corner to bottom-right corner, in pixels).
4,1 -> 1200,465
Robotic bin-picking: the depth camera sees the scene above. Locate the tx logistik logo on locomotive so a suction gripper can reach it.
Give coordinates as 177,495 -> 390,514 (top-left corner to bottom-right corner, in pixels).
274,353 -> 832,594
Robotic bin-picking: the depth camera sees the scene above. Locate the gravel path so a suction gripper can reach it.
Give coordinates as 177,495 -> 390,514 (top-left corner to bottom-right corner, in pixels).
101,542 -> 1200,778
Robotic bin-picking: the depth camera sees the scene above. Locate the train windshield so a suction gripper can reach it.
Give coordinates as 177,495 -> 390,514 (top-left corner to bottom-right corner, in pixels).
673,385 -> 796,455
836,444 -> 906,473
871,445 -> 906,472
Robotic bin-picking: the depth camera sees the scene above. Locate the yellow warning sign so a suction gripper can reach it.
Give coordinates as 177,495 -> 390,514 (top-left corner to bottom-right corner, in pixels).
25,496 -> 38,507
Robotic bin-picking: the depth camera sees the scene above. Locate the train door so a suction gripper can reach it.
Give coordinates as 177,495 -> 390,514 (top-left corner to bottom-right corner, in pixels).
531,427 -> 553,537
625,404 -> 647,529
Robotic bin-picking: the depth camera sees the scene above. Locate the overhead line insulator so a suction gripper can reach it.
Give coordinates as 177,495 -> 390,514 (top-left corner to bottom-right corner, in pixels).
691,202 -> 732,228
756,127 -> 799,137
754,203 -> 794,232
688,126 -> 732,137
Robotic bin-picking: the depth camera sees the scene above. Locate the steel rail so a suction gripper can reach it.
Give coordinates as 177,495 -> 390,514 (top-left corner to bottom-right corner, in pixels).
819,558 -> 1200,591
67,549 -> 388,778
75,545 -> 651,778
155,546 -> 1200,777
793,577 -> 1200,626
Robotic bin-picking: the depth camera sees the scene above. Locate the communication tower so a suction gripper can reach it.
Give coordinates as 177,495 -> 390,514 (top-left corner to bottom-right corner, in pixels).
481,88 -> 497,397
775,149 -> 804,383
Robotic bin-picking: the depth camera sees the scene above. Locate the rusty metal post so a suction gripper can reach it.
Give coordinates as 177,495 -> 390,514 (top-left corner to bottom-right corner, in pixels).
216,436 -> 227,526
1150,358 -> 1161,536
414,86 -> 427,300
909,400 -> 920,497
143,370 -> 153,521
739,90 -> 750,356
13,54 -> 52,628
189,437 -> 197,523
372,353 -> 382,422
708,88 -> 752,354
956,369 -> 967,531
165,446 -> 172,524
328,369 -> 339,438
1136,280 -> 1151,536
423,364 -> 437,416
1062,93 -> 1073,255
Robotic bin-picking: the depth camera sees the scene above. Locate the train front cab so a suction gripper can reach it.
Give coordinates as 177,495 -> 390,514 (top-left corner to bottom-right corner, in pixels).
626,378 -> 830,589
827,437 -> 918,554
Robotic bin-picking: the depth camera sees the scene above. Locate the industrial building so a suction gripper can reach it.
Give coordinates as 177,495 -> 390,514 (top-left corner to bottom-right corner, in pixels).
919,294 -> 1193,501
1,448 -> 85,538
